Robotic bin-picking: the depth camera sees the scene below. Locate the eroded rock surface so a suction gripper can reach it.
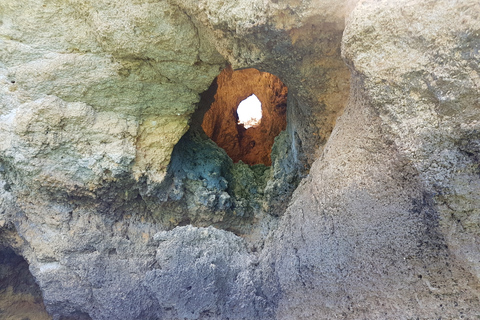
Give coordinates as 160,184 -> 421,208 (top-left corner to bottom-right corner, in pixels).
0,0 -> 479,319
343,0 -> 480,284
267,0 -> 480,318
145,226 -> 266,319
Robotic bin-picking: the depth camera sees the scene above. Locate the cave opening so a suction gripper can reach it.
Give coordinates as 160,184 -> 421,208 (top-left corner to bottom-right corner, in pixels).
237,94 -> 262,129
201,66 -> 287,166
0,245 -> 50,319
155,65 -> 298,230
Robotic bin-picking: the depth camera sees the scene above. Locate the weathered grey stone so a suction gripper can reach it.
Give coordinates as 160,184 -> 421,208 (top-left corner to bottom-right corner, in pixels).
145,226 -> 264,319
264,0 -> 480,318
343,0 -> 480,288
0,0 -> 479,319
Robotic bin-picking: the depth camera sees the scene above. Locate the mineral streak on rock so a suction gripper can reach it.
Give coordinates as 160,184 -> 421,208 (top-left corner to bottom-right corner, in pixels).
1,0 -> 480,319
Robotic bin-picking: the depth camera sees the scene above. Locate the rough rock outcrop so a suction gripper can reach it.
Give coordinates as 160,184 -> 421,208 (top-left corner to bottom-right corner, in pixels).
145,226 -> 264,319
267,0 -> 480,318
0,0 -> 479,319
0,0 -> 225,186
343,0 -> 480,285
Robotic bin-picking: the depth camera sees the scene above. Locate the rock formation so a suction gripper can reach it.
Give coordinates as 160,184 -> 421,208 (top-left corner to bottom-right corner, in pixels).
0,0 -> 479,319
202,66 -> 287,166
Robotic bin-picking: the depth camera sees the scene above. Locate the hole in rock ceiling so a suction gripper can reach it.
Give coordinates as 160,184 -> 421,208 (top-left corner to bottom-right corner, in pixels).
237,94 -> 262,129
201,66 -> 287,166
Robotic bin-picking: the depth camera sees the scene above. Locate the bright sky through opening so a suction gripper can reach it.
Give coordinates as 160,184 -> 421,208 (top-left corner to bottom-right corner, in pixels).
237,94 -> 262,128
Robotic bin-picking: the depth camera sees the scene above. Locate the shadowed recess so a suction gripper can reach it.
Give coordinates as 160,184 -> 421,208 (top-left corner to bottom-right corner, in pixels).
0,246 -> 51,320
202,66 -> 288,166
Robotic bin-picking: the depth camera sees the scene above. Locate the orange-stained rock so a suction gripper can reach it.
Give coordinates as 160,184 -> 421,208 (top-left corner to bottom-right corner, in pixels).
202,67 -> 287,166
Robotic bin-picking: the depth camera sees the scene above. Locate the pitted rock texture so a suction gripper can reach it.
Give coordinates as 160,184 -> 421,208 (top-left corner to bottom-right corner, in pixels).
1,0 -> 480,319
342,0 -> 480,283
266,76 -> 480,319
265,0 -> 480,318
145,226 -> 265,319
202,67 -> 287,166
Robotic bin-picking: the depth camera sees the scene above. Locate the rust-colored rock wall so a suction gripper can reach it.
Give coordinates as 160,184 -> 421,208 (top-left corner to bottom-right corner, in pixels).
202,67 -> 287,166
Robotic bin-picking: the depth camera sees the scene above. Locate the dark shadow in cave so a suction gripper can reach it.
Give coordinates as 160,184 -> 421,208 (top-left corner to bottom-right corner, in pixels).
0,245 -> 51,319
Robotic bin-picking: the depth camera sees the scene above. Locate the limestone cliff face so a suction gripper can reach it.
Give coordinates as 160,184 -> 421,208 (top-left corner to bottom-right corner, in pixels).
0,0 -> 480,319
